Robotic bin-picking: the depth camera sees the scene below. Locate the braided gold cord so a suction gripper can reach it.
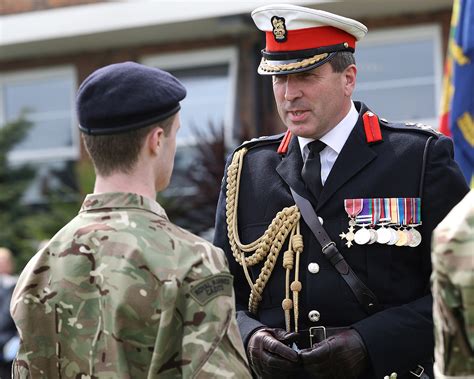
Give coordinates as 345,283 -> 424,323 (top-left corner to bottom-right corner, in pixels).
259,52 -> 329,73
282,228 -> 296,332
225,146 -> 304,331
291,227 -> 304,332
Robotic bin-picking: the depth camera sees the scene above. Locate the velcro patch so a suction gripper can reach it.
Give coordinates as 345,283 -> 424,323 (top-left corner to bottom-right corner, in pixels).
189,274 -> 233,305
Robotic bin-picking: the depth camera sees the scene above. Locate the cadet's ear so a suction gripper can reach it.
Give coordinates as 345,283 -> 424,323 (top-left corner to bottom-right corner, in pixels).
148,126 -> 164,155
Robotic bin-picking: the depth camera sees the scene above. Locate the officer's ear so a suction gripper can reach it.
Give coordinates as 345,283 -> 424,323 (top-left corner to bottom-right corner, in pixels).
147,126 -> 165,155
343,64 -> 357,97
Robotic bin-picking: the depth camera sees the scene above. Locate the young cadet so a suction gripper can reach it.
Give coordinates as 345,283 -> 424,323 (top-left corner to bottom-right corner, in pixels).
11,62 -> 250,378
213,4 -> 470,379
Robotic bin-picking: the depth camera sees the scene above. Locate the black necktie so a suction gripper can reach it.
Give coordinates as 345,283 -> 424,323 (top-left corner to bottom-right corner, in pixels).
301,140 -> 326,200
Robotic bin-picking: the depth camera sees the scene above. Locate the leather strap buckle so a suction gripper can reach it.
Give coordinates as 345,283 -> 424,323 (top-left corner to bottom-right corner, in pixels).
309,326 -> 326,347
321,241 -> 336,253
409,365 -> 424,378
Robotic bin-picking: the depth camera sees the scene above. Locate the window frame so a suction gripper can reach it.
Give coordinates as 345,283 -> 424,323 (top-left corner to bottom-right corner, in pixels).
354,24 -> 444,127
141,46 -> 239,147
0,65 -> 79,163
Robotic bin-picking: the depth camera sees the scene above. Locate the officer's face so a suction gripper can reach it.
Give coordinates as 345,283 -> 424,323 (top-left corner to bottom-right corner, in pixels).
156,114 -> 180,191
272,63 -> 356,139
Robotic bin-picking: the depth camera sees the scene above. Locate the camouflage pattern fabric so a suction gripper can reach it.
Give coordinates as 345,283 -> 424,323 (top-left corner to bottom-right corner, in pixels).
432,190 -> 474,378
10,192 -> 251,378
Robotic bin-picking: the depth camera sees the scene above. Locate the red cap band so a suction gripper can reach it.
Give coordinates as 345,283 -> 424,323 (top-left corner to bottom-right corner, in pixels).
266,26 -> 356,52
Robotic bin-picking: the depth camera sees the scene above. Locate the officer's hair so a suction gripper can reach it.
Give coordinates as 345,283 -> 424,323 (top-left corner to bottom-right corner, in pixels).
328,51 -> 356,73
82,114 -> 175,177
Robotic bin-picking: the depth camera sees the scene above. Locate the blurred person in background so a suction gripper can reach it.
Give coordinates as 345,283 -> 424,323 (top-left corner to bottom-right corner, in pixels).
0,247 -> 19,379
432,190 -> 474,378
10,62 -> 250,378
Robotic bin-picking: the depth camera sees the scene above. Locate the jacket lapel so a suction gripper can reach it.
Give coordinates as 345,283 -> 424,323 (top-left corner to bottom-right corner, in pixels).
317,103 -> 379,210
276,135 -> 318,205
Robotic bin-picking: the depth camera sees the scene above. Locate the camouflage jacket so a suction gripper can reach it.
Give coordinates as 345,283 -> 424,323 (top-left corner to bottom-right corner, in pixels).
11,192 -> 250,378
432,190 -> 474,378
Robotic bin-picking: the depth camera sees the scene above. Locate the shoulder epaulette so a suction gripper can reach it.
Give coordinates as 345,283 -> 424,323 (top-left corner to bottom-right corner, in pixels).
234,132 -> 286,152
379,118 -> 442,138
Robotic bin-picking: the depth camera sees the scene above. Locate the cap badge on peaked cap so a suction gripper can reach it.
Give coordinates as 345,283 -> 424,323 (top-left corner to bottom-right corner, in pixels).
271,16 -> 287,42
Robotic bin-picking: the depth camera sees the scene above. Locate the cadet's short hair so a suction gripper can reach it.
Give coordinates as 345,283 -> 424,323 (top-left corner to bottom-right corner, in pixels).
83,114 -> 175,177
328,51 -> 356,73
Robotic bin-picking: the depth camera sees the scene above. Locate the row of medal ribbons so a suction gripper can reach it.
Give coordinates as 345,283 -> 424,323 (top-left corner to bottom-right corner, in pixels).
340,198 -> 422,248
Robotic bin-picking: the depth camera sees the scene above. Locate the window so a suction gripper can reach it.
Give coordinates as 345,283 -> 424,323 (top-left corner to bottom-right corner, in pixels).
142,47 -> 238,196
0,66 -> 79,203
354,25 -> 443,127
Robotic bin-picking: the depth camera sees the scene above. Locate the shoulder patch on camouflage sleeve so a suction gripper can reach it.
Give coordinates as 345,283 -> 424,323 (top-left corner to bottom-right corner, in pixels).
189,273 -> 233,306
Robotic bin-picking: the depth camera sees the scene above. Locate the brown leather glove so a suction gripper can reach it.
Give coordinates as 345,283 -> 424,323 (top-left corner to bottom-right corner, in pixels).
247,327 -> 300,378
299,328 -> 368,379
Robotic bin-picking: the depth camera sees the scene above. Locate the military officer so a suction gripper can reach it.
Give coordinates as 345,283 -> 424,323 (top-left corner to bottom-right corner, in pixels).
213,4 -> 470,379
11,62 -> 251,378
432,190 -> 474,378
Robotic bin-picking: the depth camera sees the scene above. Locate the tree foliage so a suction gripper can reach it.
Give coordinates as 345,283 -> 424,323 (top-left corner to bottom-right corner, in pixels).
167,121 -> 227,238
0,118 -> 37,270
0,118 -> 87,271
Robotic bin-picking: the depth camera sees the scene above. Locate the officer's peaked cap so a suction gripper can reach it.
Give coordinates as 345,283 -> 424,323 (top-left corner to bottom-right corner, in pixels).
252,4 -> 367,75
77,61 -> 186,135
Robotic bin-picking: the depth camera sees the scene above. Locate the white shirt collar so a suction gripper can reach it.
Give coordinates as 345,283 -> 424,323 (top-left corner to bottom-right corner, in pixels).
298,101 -> 359,158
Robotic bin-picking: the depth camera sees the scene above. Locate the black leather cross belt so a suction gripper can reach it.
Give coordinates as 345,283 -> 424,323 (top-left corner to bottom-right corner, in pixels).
295,326 -> 351,349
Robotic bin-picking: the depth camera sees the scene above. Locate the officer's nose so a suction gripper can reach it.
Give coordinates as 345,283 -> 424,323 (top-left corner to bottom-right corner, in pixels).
284,76 -> 303,101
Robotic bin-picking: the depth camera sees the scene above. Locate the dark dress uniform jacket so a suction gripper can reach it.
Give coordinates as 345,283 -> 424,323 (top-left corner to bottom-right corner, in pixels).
214,102 -> 470,379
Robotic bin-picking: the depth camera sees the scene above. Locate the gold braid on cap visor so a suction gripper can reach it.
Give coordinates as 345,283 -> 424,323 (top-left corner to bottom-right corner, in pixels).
226,146 -> 304,333
259,52 -> 329,73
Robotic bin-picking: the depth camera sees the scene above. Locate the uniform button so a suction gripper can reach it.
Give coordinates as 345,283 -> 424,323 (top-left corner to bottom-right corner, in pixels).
308,310 -> 320,322
318,216 -> 324,225
308,262 -> 320,274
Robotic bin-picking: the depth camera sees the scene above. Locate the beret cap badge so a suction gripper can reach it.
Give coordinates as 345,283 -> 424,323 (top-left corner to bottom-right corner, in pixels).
271,16 -> 287,42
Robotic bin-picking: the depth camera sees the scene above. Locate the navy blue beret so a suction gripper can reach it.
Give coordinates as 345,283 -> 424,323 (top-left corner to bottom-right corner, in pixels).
77,61 -> 186,135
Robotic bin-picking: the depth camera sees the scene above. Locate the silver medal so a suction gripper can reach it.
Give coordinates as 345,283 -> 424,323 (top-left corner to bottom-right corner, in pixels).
368,229 -> 377,244
376,226 -> 391,244
405,229 -> 413,246
387,227 -> 399,245
354,227 -> 370,245
408,228 -> 422,247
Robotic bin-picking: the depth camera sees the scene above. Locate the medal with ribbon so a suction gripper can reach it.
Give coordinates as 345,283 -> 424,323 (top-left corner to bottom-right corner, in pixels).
340,198 -> 363,247
342,197 -> 422,248
354,199 -> 373,245
406,197 -> 422,247
375,198 -> 391,244
387,197 -> 400,245
395,197 -> 408,246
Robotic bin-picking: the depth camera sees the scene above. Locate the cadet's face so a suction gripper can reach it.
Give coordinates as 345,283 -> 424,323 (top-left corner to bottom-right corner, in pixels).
272,63 -> 353,139
156,114 -> 180,192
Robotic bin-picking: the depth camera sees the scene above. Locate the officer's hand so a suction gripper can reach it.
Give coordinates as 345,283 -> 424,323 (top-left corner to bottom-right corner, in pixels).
247,327 -> 300,378
300,329 -> 368,379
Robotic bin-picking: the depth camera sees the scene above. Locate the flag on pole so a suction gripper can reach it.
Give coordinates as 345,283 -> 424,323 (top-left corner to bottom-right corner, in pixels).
439,0 -> 474,187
